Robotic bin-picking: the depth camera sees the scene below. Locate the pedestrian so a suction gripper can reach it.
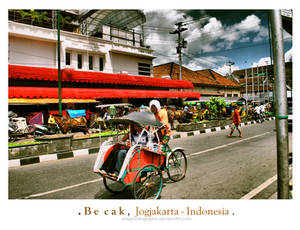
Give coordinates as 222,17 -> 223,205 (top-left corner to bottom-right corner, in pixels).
149,100 -> 171,139
228,104 -> 242,137
254,105 -> 261,123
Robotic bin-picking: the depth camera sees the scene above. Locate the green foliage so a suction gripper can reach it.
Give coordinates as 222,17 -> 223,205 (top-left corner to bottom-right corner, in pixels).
17,10 -> 50,25
16,10 -> 71,27
89,130 -> 128,138
60,15 -> 71,26
206,97 -> 226,118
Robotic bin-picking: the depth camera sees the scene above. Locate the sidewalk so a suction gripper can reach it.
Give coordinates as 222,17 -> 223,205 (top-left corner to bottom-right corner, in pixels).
8,117 -> 275,168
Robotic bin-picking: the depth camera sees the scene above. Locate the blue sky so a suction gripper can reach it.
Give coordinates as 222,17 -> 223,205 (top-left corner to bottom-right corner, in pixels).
142,9 -> 293,75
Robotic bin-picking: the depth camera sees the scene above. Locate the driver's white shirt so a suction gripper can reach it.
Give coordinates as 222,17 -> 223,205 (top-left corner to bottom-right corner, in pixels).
255,106 -> 261,114
131,132 -> 147,145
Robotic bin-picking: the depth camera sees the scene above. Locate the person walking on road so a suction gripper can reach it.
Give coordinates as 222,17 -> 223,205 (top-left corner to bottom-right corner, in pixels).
228,104 -> 242,137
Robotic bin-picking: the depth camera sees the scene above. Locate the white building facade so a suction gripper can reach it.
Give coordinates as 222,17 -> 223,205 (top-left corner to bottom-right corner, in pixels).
8,17 -> 155,76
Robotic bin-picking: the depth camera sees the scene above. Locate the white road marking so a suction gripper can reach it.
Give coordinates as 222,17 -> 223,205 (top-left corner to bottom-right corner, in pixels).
22,131 -> 273,199
240,175 -> 277,200
23,178 -> 103,199
240,167 -> 292,200
190,131 -> 272,157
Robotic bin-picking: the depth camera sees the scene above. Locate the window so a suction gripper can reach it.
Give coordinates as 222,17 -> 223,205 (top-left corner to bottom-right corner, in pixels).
99,57 -> 104,71
66,52 -> 71,65
89,55 -> 93,70
233,94 -> 238,97
138,63 -> 151,76
77,54 -> 82,69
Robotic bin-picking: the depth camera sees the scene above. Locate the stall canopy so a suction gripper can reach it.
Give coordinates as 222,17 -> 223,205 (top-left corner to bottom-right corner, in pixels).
9,65 -> 194,89
9,87 -> 200,101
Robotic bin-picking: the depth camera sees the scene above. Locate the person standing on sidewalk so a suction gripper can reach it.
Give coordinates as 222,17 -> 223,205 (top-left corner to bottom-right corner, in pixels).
228,104 -> 242,137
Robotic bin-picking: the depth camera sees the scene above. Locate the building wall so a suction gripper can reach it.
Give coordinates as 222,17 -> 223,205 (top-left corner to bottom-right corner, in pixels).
192,86 -> 240,97
110,52 -> 152,75
9,36 -> 57,68
8,21 -> 154,76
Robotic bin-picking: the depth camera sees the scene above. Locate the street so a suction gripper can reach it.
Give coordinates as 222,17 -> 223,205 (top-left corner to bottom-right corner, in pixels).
8,119 -> 292,199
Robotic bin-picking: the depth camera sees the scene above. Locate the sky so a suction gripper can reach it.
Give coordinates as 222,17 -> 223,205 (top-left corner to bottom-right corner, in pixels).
140,9 -> 293,76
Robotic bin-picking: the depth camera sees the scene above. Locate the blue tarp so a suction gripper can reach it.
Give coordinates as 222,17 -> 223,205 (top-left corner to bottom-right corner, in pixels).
66,109 -> 86,118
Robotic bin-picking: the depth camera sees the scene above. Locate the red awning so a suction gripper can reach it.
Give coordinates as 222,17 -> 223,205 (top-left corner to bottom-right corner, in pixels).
9,65 -> 194,89
9,87 -> 200,100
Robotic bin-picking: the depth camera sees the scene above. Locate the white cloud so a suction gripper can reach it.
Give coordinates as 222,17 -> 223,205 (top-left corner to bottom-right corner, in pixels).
184,55 -> 228,71
252,57 -> 271,67
144,11 -> 270,71
285,47 -> 292,62
143,10 -> 187,66
214,63 -> 239,76
251,47 -> 292,68
234,15 -> 261,32
253,26 -> 268,42
202,17 -> 223,34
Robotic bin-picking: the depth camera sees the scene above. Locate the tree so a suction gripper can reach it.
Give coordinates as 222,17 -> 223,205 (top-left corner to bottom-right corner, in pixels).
17,10 -> 50,26
16,10 -> 71,28
206,97 -> 226,118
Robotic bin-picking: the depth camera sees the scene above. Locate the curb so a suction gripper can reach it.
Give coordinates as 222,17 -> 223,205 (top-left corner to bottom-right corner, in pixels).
8,117 -> 275,168
8,147 -> 100,168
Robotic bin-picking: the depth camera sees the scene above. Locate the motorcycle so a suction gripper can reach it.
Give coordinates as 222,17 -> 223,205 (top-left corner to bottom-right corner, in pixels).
32,123 -> 62,137
33,114 -> 62,137
8,111 -> 34,142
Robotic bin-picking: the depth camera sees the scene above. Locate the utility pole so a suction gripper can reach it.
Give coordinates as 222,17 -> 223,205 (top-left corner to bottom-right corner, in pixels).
57,9 -> 62,115
244,61 -> 248,115
262,65 -> 265,103
251,64 -> 254,101
170,22 -> 188,83
270,9 -> 290,199
257,65 -> 260,103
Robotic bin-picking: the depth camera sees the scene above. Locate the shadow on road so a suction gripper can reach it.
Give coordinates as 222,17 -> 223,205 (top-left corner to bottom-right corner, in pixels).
94,177 -> 173,199
94,187 -> 133,199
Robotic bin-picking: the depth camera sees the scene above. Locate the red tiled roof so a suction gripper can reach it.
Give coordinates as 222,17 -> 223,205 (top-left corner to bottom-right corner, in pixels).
153,63 -> 240,88
154,63 -> 218,86
9,65 -> 194,89
195,69 -> 240,88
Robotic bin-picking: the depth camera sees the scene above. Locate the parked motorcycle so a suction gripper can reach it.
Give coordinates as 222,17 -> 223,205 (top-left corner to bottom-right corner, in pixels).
33,123 -> 62,137
8,111 -> 34,142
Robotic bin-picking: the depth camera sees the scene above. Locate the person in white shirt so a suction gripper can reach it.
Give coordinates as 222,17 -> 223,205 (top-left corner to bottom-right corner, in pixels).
111,124 -> 148,177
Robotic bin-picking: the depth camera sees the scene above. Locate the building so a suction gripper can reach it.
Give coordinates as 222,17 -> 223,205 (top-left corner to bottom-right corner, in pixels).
8,10 -> 200,117
232,61 -> 292,104
153,62 -> 241,101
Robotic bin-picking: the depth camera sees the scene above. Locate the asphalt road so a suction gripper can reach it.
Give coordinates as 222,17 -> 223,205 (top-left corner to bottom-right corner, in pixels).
8,120 -> 292,199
